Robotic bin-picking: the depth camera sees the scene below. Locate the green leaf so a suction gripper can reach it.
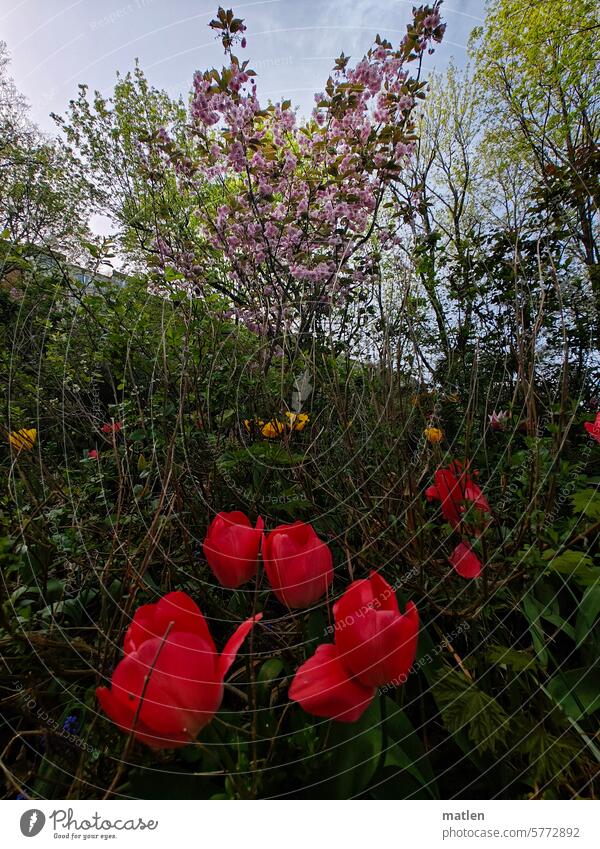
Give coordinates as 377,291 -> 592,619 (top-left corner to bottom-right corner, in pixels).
412,622 -> 447,684
305,608 -> 328,648
575,585 -> 600,648
327,697 -> 382,798
247,442 -> 305,466
571,488 -> 600,519
45,578 -> 65,603
547,665 -> 600,720
521,593 -> 549,665
433,669 -> 510,754
381,697 -> 438,798
220,408 -> 236,424
485,644 -> 539,672
257,658 -> 284,703
545,550 -> 598,586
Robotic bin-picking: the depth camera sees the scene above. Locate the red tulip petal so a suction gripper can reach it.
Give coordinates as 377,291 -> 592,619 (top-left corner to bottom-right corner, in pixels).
268,521 -> 312,557
368,571 -> 400,613
434,469 -> 462,528
96,685 -> 134,731
335,607 -> 419,688
106,652 -> 175,734
96,685 -> 184,749
124,591 -> 215,654
335,607 -> 394,683
332,577 -> 369,624
463,481 -> 491,513
154,592 -> 216,649
219,511 -> 252,528
424,484 -> 439,501
289,644 -> 376,723
370,606 -> 418,687
123,603 -> 157,654
217,613 -> 263,680
584,418 -> 600,443
333,573 -> 398,630
135,633 -> 221,714
450,541 -> 482,579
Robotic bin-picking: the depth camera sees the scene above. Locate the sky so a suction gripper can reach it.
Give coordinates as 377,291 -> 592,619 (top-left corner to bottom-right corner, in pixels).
2,0 -> 486,133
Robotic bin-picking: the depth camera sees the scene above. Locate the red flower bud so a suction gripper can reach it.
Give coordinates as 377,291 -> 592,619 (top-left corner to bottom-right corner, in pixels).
203,511 -> 263,588
263,521 -> 333,609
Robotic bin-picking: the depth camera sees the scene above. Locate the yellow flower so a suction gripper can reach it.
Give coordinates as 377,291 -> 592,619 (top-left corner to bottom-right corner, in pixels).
261,420 -> 285,439
424,426 -> 444,444
285,411 -> 309,431
8,428 -> 37,451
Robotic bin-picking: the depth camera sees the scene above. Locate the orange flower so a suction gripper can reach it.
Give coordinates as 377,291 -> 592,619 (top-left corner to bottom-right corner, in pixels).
424,426 -> 444,444
261,420 -> 285,439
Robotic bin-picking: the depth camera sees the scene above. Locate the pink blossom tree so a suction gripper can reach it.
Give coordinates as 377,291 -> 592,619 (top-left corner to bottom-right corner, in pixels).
153,4 -> 445,354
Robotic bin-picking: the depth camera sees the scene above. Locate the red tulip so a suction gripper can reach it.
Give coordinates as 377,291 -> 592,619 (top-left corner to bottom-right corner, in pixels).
449,541 -> 482,579
334,572 -> 419,687
584,412 -> 600,444
88,449 -> 99,459
425,461 -> 490,529
262,521 -> 333,608
96,591 -> 261,749
290,573 -> 418,722
425,467 -> 462,527
203,511 -> 264,588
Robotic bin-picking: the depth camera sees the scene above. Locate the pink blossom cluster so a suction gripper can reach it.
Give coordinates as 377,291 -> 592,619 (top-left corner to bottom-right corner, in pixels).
154,4 -> 445,337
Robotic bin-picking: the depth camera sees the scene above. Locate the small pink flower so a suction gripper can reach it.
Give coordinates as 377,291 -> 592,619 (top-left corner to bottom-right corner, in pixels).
88,449 -> 99,459
488,410 -> 509,432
